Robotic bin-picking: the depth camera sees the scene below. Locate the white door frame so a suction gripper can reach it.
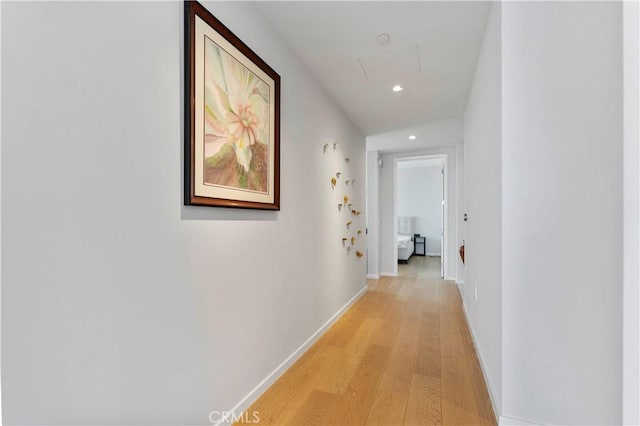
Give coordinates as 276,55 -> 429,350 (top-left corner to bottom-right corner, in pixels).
393,154 -> 448,276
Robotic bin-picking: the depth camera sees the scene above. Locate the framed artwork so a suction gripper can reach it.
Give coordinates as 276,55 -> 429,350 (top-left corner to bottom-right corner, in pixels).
184,1 -> 280,209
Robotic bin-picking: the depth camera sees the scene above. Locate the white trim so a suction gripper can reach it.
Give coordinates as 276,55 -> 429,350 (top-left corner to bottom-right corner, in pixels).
499,415 -> 540,426
461,300 -> 500,423
380,272 -> 398,277
444,275 -> 456,281
366,274 -> 380,279
456,279 -> 465,285
213,286 -> 367,426
426,252 -> 442,257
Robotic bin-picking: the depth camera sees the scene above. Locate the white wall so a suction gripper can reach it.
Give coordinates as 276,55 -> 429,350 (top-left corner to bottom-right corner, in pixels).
378,148 -> 457,278
455,145 -> 465,285
623,1 -> 640,424
1,2 -> 365,424
397,165 -> 443,255
464,4 -> 626,423
501,2 -> 622,424
462,2 -> 502,414
366,151 -> 381,278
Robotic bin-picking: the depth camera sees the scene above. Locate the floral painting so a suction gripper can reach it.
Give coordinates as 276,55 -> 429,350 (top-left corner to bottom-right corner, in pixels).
203,37 -> 270,193
185,1 -> 280,209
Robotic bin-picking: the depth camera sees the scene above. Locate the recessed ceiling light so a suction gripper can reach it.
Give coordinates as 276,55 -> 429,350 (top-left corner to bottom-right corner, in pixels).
392,84 -> 404,92
376,33 -> 390,45
408,135 -> 416,140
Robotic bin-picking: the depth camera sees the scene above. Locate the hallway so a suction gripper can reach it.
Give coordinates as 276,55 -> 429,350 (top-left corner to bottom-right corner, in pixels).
237,257 -> 495,425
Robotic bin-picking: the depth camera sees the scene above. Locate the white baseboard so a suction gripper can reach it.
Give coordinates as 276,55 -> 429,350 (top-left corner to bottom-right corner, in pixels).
456,279 -> 465,285
213,286 -> 367,426
426,252 -> 442,256
499,415 -> 540,425
445,275 -> 456,281
380,272 -> 397,277
461,300 -> 500,424
366,274 -> 380,279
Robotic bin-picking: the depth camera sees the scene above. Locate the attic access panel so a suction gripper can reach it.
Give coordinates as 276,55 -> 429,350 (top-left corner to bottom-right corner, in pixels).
358,45 -> 421,83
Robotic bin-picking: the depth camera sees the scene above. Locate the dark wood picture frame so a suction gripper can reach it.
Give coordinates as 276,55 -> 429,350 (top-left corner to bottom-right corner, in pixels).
184,1 -> 281,210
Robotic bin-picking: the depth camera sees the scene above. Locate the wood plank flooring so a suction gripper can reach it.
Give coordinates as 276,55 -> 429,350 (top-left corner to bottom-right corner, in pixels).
235,256 -> 496,426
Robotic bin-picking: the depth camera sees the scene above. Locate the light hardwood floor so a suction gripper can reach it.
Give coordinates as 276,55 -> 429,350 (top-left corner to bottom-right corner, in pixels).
235,256 -> 496,426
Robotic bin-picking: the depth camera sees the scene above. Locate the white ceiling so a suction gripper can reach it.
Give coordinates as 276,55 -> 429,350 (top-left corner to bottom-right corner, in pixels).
256,1 -> 492,137
366,117 -> 463,152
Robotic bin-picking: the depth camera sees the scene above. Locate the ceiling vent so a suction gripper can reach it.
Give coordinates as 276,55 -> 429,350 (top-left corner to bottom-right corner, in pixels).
358,45 -> 421,83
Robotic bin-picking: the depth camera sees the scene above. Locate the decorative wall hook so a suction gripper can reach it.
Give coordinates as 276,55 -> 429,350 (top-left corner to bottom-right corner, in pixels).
323,143 -> 329,153
333,142 -> 339,150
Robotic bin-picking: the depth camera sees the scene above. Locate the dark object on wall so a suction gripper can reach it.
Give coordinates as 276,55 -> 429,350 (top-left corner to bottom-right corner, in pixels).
184,1 -> 281,209
459,244 -> 465,264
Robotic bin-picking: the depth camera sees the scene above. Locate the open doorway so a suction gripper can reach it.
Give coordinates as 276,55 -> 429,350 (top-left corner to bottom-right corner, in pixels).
395,155 -> 446,278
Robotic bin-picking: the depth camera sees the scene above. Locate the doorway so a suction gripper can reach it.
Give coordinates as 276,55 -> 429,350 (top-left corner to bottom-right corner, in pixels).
395,155 -> 447,278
